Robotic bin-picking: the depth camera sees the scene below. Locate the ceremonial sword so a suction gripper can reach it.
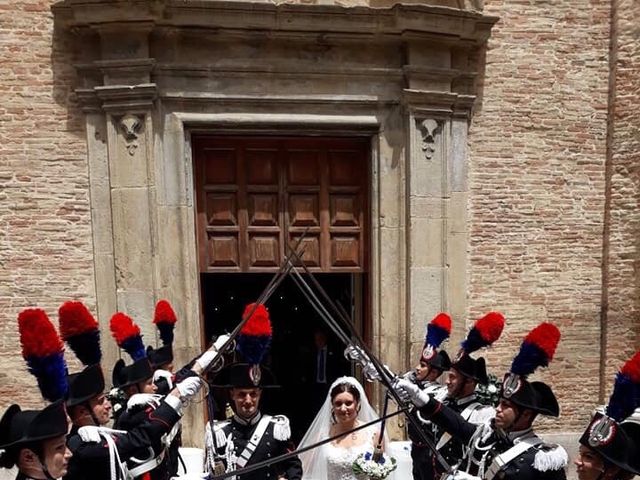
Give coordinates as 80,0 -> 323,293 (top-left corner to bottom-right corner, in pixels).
282,243 -> 453,474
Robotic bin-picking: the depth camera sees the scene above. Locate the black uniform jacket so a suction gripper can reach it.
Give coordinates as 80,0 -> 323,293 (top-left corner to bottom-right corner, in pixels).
64,401 -> 180,480
212,412 -> 302,480
431,394 -> 490,476
418,399 -> 568,480
407,381 -> 441,480
114,401 -> 180,480
407,379 -> 437,444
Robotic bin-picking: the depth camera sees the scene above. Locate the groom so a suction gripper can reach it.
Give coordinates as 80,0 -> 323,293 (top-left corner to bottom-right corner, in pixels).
207,362 -> 303,480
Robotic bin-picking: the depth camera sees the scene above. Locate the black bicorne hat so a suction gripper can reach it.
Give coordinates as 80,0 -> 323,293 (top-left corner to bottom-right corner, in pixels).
501,374 -> 560,416
211,363 -> 278,389
146,345 -> 173,370
112,357 -> 153,389
579,413 -> 640,475
67,364 -> 105,407
429,350 -> 452,372
579,351 -> 640,475
499,323 -> 562,417
0,400 -> 68,450
452,353 -> 488,385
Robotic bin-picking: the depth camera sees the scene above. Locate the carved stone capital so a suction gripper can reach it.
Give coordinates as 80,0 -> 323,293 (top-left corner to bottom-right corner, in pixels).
117,113 -> 144,156
95,83 -> 157,114
417,118 -> 442,160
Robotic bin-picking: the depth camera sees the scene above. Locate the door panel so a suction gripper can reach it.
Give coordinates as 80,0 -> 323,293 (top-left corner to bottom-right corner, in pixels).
194,136 -> 368,272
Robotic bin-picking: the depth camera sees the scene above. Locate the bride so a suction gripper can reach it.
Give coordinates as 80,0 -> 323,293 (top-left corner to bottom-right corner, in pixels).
299,376 -> 388,480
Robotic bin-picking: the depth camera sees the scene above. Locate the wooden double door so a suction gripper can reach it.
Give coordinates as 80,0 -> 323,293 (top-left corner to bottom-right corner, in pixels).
193,136 -> 369,273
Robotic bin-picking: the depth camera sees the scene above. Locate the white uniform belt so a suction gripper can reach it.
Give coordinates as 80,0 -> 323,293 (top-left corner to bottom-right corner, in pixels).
485,436 -> 542,479
235,415 -> 271,469
435,402 -> 481,451
128,447 -> 166,478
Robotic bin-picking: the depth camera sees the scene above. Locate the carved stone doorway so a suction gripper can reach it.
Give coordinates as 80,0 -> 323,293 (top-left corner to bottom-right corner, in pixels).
54,0 -> 497,443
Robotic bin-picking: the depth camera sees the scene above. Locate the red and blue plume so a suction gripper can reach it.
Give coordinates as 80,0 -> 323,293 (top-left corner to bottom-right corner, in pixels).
425,313 -> 452,349
510,323 -> 561,377
18,308 -> 68,402
236,303 -> 272,365
461,311 -> 505,354
110,312 -> 146,361
606,351 -> 640,422
58,301 -> 102,366
153,300 -> 177,346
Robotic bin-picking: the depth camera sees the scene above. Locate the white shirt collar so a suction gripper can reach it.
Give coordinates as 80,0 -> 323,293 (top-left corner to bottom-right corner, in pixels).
233,411 -> 262,426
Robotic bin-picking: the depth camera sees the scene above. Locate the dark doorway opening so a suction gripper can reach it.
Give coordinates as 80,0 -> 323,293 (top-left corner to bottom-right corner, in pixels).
202,272 -> 363,443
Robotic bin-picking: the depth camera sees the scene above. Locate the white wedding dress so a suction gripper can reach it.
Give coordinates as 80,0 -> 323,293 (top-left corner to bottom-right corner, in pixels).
325,433 -> 374,480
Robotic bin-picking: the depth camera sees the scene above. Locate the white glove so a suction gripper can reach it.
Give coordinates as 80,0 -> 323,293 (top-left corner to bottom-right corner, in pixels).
195,350 -> 218,371
443,472 -> 481,480
126,393 -> 162,411
153,369 -> 174,389
195,334 -> 231,370
213,334 -> 231,351
77,426 -> 102,443
176,376 -> 203,401
393,378 -> 431,407
164,394 -> 183,415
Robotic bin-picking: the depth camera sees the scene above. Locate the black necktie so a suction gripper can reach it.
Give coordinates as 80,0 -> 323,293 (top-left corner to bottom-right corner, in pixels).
317,348 -> 327,383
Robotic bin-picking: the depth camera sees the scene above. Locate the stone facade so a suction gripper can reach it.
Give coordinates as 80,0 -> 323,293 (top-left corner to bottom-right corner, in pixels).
0,0 -> 638,457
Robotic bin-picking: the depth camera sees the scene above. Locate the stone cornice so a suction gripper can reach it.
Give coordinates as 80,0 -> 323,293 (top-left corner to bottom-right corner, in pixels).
402,89 -> 476,118
54,0 -> 498,117
53,0 -> 498,44
94,84 -> 158,113
161,91 -> 398,107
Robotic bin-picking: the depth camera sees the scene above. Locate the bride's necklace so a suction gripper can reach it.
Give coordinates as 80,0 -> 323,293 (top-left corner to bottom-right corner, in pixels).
335,421 -> 359,441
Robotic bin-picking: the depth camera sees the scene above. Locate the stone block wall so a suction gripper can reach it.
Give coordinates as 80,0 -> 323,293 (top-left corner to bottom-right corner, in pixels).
0,0 -> 93,407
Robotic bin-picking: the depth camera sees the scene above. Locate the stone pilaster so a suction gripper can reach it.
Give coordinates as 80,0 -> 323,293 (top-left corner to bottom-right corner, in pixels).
404,90 -> 473,359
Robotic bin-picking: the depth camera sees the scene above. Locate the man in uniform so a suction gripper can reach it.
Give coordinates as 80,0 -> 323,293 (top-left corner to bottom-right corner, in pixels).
395,322 -> 568,480
0,401 -> 71,480
206,362 -> 303,480
574,351 -> 640,480
205,302 -> 302,480
405,313 -> 452,480
109,310 -> 227,480
4,308 -> 73,480
429,351 -> 496,477
57,303 -> 216,480
65,363 -> 202,480
427,313 -> 502,479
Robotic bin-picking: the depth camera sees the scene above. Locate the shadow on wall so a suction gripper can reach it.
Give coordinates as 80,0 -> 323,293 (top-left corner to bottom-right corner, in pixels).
51,15 -> 86,139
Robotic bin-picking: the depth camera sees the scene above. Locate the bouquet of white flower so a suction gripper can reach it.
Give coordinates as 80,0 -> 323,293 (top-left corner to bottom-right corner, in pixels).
352,451 -> 397,480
